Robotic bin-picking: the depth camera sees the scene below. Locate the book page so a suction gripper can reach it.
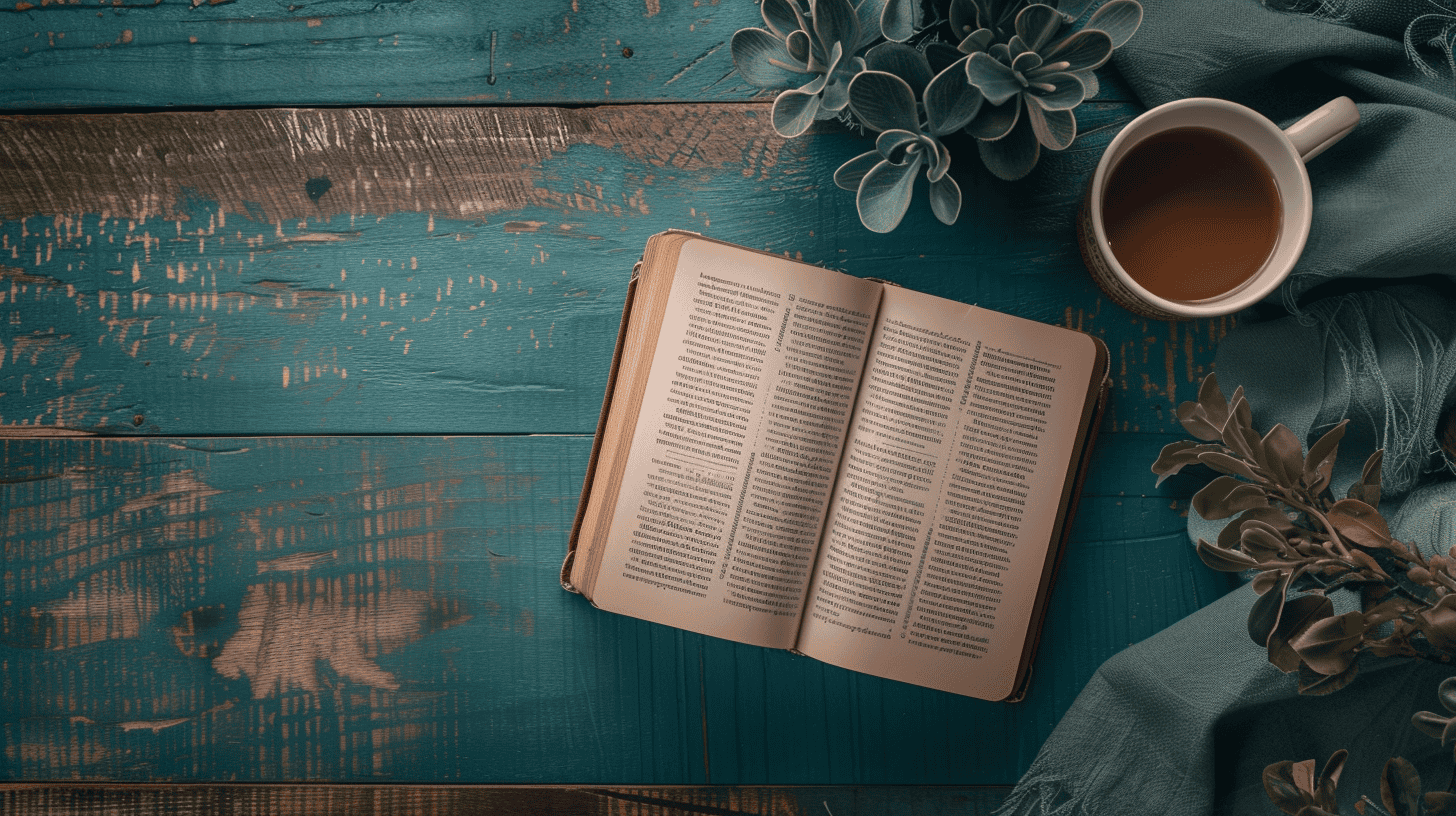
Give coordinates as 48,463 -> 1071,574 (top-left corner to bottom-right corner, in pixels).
795,286 -> 1100,699
588,239 -> 882,648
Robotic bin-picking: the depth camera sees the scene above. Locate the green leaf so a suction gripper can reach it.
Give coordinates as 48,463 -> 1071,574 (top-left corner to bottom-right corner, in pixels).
864,42 -> 933,95
1027,71 -> 1086,112
1011,49 -> 1044,74
965,51 -> 1023,105
1014,3 -> 1064,51
1381,757 -> 1424,816
1025,103 -> 1076,151
787,29 -> 813,63
1327,498 -> 1392,549
928,174 -> 960,225
875,128 -> 921,162
976,115 -> 1040,180
948,0 -> 977,39
1084,0 -> 1143,48
732,28 -> 808,88
856,153 -> 922,233
813,0 -> 862,57
957,27 -> 994,55
853,0 -> 890,42
965,97 -> 1020,140
762,0 -> 805,38
1040,28 -> 1113,72
834,151 -> 882,191
847,69 -> 919,132
926,136 -> 951,182
771,88 -> 823,137
924,57 -> 983,135
879,0 -> 920,42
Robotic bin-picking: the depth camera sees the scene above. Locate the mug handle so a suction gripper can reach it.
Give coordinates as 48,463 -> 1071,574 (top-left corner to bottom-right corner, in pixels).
1283,96 -> 1360,162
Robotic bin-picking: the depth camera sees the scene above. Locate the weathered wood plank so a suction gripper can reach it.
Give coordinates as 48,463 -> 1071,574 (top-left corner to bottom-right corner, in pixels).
0,0 -> 765,109
0,0 -> 1138,110
0,103 -> 1220,436
2,784 -> 1011,815
0,434 -> 1230,783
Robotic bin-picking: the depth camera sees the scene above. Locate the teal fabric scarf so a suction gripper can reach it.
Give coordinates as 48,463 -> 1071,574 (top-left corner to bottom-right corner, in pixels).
998,0 -> 1456,813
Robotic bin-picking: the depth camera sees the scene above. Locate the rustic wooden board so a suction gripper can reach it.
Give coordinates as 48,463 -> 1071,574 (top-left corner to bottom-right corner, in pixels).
0,0 -> 766,109
0,0 -> 1139,111
0,435 -> 1232,783
0,103 -> 1224,436
5,784 -> 1010,815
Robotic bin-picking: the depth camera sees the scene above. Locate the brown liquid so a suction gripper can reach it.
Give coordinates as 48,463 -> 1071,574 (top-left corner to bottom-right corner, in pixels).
1102,127 -> 1281,302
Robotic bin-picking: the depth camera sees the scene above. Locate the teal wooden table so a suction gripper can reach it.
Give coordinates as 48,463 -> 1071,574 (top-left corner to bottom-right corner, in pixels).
0,2 -> 1234,812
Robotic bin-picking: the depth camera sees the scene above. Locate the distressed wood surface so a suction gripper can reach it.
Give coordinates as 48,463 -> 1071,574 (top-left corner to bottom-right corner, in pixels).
4,784 -> 1011,815
0,103 -> 1225,436
0,435 -> 1233,782
0,11 -> 1224,788
0,0 -> 764,109
0,0 -> 1138,112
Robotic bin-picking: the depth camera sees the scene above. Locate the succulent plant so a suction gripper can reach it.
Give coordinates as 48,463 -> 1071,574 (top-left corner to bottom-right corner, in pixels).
833,44 -> 984,232
959,1 -> 1142,179
731,0 -> 1144,230
731,0 -> 923,137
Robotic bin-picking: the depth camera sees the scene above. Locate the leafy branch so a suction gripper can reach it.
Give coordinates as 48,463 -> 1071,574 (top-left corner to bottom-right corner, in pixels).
1156,374 -> 1456,697
1160,373 -> 1456,813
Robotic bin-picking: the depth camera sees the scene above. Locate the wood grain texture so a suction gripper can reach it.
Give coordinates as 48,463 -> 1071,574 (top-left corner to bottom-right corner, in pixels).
0,0 -> 1139,110
2,784 -> 1011,815
0,0 -> 764,109
0,435 -> 1233,783
0,103 -> 1226,435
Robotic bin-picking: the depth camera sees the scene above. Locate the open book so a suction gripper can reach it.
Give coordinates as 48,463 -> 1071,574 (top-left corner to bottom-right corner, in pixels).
562,232 -> 1109,701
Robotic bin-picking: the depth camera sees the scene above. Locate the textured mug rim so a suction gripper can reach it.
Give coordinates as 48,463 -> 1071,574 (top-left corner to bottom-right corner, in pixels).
1086,97 -> 1314,319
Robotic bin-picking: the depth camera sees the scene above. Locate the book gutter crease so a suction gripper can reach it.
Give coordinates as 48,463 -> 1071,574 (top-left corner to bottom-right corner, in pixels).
562,231 -> 1109,702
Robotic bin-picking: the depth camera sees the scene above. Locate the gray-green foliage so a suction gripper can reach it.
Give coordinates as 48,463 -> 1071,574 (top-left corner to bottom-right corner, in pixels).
730,0 -> 1143,232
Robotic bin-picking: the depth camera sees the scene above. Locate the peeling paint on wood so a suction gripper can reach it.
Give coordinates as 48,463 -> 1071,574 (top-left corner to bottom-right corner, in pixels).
0,434 -> 1230,782
0,1 -> 771,109
0,103 -> 1214,436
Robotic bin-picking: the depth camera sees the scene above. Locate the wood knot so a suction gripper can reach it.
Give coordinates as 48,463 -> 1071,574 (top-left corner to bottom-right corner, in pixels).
133,414 -> 144,427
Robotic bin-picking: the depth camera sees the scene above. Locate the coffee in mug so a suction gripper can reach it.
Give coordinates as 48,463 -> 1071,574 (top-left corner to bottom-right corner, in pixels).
1079,97 -> 1359,320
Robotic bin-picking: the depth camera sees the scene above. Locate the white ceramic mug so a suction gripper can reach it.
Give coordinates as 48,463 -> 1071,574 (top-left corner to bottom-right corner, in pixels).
1078,96 -> 1360,320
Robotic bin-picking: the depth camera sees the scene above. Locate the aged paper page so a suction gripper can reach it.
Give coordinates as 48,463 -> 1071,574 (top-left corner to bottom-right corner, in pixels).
796,286 -> 1099,698
589,239 -> 882,648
